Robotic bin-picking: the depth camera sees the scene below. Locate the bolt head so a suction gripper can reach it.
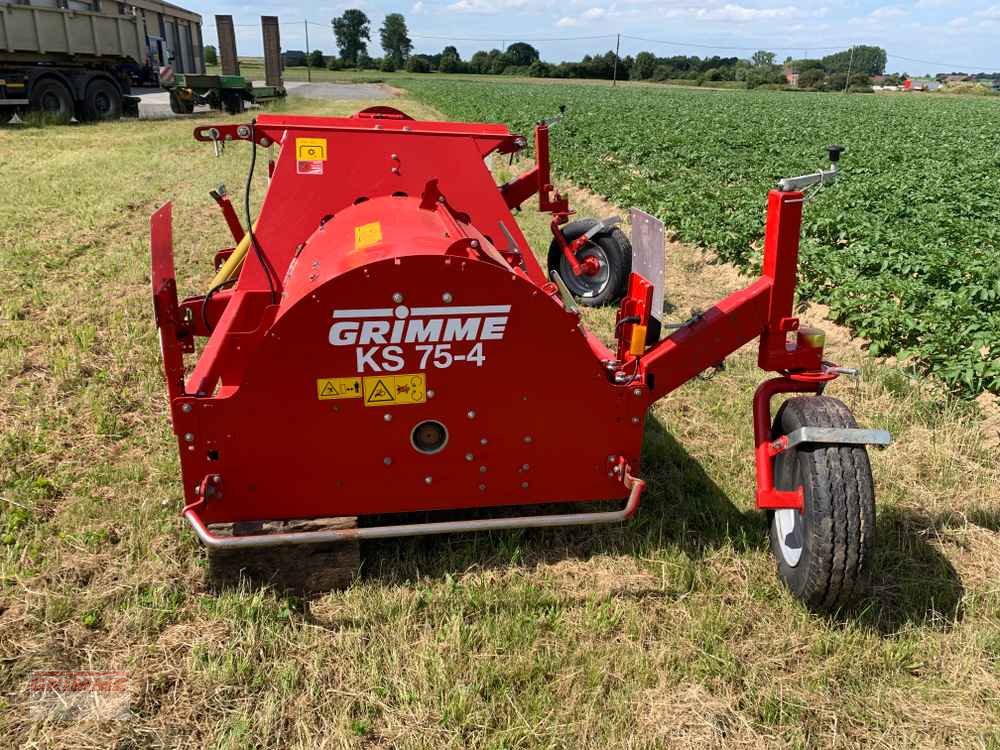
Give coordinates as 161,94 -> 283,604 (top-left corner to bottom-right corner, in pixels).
427,389 -> 436,399
521,482 -> 529,489
633,388 -> 643,396
183,432 -> 194,443
384,414 -> 392,422
181,403 -> 192,413
391,153 -> 399,160
479,465 -> 487,473
392,292 -> 404,303
424,476 -> 433,485
465,453 -> 474,461
480,438 -> 488,445
631,417 -> 640,424
470,240 -> 480,249
479,483 -> 486,491
442,292 -> 453,303
523,435 -> 533,444
384,457 -> 392,465
467,410 -> 476,419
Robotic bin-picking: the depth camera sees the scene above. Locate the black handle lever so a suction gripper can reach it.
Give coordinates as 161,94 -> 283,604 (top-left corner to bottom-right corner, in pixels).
827,144 -> 846,163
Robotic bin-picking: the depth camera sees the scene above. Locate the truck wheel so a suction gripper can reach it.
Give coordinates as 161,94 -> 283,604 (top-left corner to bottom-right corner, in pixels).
222,90 -> 245,115
769,396 -> 875,612
168,90 -> 194,115
30,79 -> 74,124
547,219 -> 631,307
80,79 -> 122,122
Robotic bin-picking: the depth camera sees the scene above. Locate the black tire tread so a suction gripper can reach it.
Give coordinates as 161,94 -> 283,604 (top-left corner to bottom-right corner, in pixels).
770,396 -> 875,612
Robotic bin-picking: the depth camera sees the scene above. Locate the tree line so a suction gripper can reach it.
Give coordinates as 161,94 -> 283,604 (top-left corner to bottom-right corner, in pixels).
318,11 -> 891,90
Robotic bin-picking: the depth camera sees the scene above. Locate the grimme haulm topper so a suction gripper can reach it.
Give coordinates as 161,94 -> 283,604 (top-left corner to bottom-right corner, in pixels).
152,107 -> 889,610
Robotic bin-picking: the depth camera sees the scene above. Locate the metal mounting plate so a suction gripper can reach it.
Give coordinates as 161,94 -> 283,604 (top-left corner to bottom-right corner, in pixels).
629,208 -> 665,323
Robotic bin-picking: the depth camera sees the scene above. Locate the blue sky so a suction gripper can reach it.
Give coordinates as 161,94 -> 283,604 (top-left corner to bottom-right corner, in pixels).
192,1 -> 1000,74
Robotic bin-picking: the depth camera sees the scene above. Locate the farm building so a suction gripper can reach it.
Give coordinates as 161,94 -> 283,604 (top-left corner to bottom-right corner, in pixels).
903,78 -> 942,91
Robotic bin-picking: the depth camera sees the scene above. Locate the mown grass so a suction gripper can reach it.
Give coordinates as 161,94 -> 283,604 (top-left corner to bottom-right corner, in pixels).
1,87 -> 999,748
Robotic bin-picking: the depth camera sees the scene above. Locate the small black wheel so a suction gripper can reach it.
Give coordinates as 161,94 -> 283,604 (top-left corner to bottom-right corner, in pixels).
222,90 -> 245,115
769,396 -> 875,612
80,79 -> 122,122
547,219 -> 631,306
168,89 -> 194,115
30,79 -> 74,124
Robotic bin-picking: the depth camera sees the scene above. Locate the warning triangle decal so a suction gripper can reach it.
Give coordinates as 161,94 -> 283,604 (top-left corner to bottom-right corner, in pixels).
320,381 -> 339,397
366,379 -> 394,403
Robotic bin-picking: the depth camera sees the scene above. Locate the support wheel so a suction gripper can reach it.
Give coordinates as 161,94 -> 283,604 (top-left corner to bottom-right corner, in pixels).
547,219 -> 631,306
80,79 -> 122,122
769,396 -> 875,612
30,79 -> 74,124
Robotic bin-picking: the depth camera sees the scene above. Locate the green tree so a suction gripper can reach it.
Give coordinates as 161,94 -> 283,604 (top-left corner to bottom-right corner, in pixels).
505,42 -> 539,66
405,55 -> 431,73
439,46 -> 461,73
332,9 -> 370,66
751,50 -> 776,67
380,13 -> 412,68
821,46 -> 886,76
204,44 -> 218,66
798,68 -> 826,89
308,49 -> 325,68
632,51 -> 656,80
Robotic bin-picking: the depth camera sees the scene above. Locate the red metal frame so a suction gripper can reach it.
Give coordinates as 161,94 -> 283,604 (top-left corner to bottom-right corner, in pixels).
152,107 -> 838,537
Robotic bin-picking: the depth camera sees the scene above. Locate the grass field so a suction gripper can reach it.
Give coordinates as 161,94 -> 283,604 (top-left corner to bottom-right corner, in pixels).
1,84 -> 999,748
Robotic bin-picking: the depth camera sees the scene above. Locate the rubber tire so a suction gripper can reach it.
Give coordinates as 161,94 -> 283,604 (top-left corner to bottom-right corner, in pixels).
769,396 -> 875,612
80,79 -> 122,122
547,219 -> 631,307
30,79 -> 74,124
222,90 -> 245,115
168,90 -> 194,115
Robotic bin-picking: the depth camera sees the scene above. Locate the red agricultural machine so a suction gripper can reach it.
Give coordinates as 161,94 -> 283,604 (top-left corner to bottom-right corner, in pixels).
151,107 -> 889,610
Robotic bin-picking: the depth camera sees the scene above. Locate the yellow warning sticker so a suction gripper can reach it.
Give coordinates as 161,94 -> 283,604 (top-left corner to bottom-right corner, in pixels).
316,377 -> 362,400
296,137 -> 327,162
363,373 -> 426,407
354,222 -> 382,250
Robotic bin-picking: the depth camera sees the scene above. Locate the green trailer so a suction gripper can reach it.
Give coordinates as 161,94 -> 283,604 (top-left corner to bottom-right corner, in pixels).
167,72 -> 284,115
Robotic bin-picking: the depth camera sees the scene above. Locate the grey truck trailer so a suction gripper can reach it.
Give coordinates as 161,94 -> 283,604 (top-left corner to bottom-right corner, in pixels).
0,0 -> 203,123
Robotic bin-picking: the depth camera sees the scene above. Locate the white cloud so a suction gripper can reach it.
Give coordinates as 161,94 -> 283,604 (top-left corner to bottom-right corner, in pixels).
412,0 -> 426,12
975,4 -> 1000,17
557,5 -> 609,25
869,5 -> 907,18
690,4 -> 824,22
447,0 -> 531,12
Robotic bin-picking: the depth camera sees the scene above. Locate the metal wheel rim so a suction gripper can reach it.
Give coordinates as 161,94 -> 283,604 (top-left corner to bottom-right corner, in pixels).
558,243 -> 609,299
774,509 -> 804,567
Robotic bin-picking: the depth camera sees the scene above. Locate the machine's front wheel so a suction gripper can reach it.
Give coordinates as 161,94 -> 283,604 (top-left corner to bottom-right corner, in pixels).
769,396 -> 875,612
547,219 -> 631,307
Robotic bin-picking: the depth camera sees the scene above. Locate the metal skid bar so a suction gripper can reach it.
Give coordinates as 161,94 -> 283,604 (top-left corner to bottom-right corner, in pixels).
780,427 -> 892,451
184,471 -> 646,550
